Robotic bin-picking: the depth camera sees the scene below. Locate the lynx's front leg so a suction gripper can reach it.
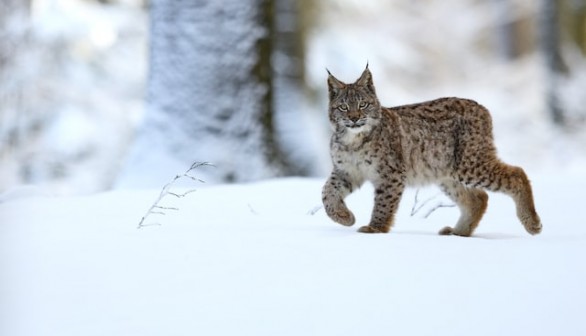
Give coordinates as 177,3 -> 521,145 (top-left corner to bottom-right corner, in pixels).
358,176 -> 405,233
322,171 -> 358,226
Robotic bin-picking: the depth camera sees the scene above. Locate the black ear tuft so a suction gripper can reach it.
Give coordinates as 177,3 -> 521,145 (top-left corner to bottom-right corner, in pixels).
356,66 -> 375,94
327,69 -> 346,100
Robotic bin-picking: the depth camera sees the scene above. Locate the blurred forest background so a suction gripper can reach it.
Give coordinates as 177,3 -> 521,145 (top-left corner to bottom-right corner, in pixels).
1,0 -> 585,195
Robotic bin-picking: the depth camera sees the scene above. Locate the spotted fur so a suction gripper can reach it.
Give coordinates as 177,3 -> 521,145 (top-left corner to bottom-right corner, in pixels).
322,66 -> 542,236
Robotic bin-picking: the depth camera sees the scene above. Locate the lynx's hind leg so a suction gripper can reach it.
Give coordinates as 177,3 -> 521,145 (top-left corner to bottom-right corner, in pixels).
458,161 -> 542,235
482,162 -> 542,235
439,181 -> 488,237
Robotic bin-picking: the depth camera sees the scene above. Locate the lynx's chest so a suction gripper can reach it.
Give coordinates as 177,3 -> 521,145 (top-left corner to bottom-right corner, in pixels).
330,132 -> 383,183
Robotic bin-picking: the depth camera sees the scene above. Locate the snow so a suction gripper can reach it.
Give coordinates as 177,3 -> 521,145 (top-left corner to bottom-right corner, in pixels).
2,172 -> 585,336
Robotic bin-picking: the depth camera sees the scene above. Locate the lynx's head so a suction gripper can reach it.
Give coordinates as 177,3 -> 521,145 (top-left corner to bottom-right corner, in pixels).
327,65 -> 381,134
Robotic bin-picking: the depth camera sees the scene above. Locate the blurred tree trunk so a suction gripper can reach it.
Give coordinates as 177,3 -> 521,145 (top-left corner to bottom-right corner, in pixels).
122,0 -> 295,185
0,0 -> 32,185
274,0 -> 308,88
540,0 -> 569,126
567,0 -> 586,55
272,0 -> 315,175
493,0 -> 534,60
494,0 -> 519,60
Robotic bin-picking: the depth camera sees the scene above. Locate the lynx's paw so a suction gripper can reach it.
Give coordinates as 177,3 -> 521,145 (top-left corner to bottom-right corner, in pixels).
438,226 -> 471,237
357,225 -> 389,233
327,207 -> 356,226
438,226 -> 454,235
518,210 -> 542,235
524,219 -> 542,235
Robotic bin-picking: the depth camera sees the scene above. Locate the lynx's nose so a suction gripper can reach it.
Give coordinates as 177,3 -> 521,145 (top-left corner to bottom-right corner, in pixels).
346,117 -> 364,129
348,113 -> 361,123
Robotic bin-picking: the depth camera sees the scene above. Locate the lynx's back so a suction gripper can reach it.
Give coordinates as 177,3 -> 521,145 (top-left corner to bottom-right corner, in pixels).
384,97 -> 498,186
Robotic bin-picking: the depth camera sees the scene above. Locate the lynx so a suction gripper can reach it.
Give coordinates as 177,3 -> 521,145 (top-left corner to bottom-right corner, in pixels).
321,65 -> 542,236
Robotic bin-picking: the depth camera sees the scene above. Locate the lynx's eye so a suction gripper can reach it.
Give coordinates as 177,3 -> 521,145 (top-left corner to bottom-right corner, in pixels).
358,102 -> 370,109
337,105 -> 349,112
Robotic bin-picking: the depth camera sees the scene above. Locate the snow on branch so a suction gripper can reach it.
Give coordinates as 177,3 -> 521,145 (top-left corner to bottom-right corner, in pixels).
137,162 -> 212,229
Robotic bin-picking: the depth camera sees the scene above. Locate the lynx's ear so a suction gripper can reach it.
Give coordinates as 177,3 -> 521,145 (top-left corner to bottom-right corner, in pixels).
327,69 -> 345,100
356,65 -> 375,94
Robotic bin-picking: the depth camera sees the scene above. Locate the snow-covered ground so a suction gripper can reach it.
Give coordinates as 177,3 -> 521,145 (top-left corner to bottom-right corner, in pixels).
2,170 -> 585,336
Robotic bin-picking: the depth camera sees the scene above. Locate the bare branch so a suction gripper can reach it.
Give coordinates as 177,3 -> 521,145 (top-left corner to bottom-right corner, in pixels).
423,203 -> 456,218
410,188 -> 455,218
138,222 -> 162,228
410,189 -> 439,216
247,203 -> 259,215
154,205 -> 179,211
307,205 -> 322,215
185,175 -> 206,183
168,189 -> 198,198
137,161 -> 212,229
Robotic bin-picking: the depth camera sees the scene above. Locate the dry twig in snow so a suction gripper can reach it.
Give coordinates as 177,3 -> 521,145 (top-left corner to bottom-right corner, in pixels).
410,189 -> 455,218
137,162 -> 212,229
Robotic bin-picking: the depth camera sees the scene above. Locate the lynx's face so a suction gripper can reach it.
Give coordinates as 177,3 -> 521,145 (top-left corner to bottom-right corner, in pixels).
327,67 -> 381,133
